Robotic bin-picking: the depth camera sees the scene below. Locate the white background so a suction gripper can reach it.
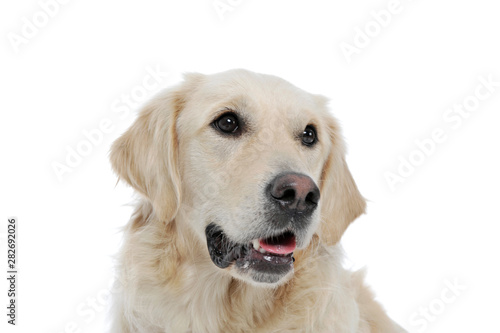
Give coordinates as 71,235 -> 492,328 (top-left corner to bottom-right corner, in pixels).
1,0 -> 499,332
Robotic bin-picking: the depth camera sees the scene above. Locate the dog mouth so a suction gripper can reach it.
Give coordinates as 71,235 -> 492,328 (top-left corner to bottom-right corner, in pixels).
205,223 -> 296,277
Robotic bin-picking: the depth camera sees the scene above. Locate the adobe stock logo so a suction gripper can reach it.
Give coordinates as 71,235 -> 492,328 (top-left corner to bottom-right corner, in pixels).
409,278 -> 466,332
212,0 -> 244,21
51,65 -> 171,182
7,0 -> 71,54
54,276 -> 127,333
385,74 -> 499,192
339,0 -> 416,64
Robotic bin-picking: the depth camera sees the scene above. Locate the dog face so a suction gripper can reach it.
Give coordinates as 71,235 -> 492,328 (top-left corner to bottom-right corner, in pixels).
111,69 -> 365,287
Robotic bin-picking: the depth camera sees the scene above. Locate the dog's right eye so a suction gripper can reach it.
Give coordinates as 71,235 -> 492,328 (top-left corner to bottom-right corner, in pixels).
213,113 -> 240,135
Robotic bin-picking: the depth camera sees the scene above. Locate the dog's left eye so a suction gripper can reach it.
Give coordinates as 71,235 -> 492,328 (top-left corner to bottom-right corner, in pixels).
213,113 -> 240,134
302,125 -> 317,146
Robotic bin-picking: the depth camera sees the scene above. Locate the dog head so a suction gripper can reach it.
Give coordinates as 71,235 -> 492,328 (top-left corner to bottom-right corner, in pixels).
110,69 -> 366,286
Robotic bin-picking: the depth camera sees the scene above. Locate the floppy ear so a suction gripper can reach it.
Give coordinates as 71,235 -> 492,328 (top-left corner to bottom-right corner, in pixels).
318,112 -> 366,246
110,73 -> 203,222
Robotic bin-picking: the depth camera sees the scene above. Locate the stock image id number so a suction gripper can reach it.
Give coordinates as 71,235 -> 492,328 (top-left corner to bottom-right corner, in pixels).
8,218 -> 16,269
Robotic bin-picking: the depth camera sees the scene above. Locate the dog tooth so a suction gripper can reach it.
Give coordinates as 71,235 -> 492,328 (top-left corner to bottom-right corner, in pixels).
259,248 -> 266,254
252,239 -> 260,250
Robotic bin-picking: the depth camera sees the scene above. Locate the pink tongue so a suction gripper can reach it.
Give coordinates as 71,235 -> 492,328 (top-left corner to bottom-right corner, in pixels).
259,236 -> 296,255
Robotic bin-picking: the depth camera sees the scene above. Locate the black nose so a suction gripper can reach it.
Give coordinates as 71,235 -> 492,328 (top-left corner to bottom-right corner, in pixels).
269,172 -> 320,215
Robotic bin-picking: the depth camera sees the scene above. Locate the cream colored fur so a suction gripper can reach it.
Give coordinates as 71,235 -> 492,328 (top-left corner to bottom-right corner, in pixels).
110,69 -> 406,333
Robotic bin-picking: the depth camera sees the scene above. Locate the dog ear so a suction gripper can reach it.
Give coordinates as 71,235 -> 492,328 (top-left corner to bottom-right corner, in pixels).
318,107 -> 366,246
110,73 -> 204,223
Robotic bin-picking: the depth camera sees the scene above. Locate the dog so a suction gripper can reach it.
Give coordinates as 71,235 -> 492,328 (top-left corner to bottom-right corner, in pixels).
109,69 -> 406,332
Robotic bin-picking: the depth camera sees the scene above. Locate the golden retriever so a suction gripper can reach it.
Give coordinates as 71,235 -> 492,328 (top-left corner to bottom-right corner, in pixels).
109,69 -> 406,333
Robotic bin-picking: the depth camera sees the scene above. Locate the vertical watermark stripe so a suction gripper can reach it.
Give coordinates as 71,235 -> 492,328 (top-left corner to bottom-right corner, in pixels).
6,216 -> 18,325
